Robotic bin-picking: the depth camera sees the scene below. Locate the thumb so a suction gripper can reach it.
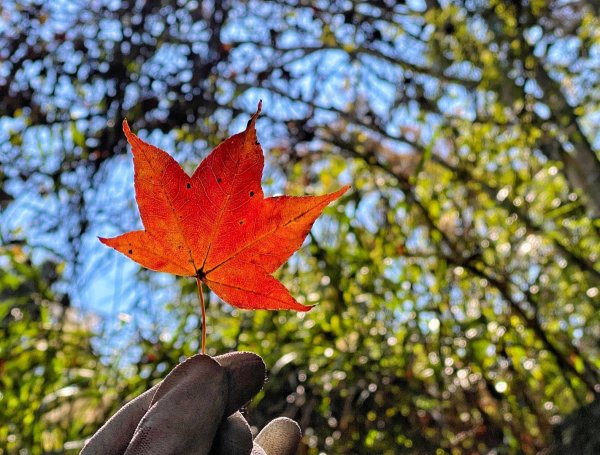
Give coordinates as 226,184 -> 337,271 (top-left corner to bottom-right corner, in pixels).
80,384 -> 159,455
125,354 -> 228,455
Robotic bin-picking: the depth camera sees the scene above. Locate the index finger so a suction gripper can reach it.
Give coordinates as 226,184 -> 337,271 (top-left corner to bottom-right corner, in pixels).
214,351 -> 266,416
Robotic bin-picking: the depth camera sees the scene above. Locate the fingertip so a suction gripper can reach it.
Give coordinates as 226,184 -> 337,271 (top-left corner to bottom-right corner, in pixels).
255,417 -> 302,455
214,352 -> 266,416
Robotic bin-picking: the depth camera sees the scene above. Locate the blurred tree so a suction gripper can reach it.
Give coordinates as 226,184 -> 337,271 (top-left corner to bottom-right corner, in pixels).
1,0 -> 599,453
0,245 -> 102,453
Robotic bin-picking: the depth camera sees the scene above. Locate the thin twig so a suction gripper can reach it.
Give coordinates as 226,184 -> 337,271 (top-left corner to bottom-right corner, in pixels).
196,277 -> 206,355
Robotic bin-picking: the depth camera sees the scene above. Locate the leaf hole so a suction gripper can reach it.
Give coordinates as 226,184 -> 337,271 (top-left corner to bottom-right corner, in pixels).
128,249 -> 133,254
250,191 -> 254,197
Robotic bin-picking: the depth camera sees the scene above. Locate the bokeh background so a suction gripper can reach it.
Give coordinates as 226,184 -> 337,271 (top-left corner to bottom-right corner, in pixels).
1,0 -> 600,453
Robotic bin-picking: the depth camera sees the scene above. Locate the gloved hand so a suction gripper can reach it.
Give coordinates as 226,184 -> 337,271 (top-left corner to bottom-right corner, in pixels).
80,352 -> 301,455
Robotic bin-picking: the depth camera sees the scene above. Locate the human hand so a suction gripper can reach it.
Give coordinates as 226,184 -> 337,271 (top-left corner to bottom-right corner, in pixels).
80,352 -> 301,455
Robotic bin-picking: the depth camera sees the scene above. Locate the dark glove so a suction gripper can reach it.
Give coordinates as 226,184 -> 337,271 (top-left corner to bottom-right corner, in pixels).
80,352 -> 301,455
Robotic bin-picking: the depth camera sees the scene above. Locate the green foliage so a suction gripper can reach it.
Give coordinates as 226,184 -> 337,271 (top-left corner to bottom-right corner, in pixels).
0,247 -> 98,453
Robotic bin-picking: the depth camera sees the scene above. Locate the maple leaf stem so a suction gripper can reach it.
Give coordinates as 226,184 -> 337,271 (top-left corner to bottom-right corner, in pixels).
196,276 -> 207,355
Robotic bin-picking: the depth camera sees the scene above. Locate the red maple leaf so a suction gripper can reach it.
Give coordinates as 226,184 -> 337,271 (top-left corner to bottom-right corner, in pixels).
100,102 -> 348,350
